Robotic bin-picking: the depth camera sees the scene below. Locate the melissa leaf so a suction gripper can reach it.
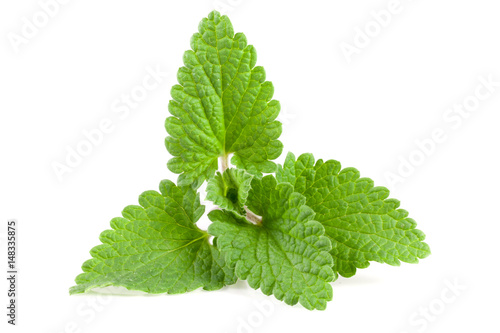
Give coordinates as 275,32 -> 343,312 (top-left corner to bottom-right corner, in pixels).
277,152 -> 431,277
206,168 -> 254,217
208,175 -> 335,310
165,11 -> 283,188
70,180 -> 236,295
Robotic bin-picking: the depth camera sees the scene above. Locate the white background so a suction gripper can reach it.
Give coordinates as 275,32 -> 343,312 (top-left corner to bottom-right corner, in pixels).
1,0 -> 500,332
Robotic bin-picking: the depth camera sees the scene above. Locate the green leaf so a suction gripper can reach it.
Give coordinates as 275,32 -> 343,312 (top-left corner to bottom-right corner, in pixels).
70,180 -> 236,295
165,10 -> 283,188
276,152 -> 431,278
208,175 -> 335,310
206,168 -> 254,217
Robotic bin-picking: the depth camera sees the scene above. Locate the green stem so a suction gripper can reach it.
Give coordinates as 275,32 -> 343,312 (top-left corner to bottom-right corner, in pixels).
220,154 -> 229,172
245,207 -> 262,225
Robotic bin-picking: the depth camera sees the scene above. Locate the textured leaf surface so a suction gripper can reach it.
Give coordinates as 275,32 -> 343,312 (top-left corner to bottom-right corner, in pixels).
206,168 -> 253,216
165,11 -> 283,188
70,180 -> 236,295
277,153 -> 431,277
208,175 -> 335,310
